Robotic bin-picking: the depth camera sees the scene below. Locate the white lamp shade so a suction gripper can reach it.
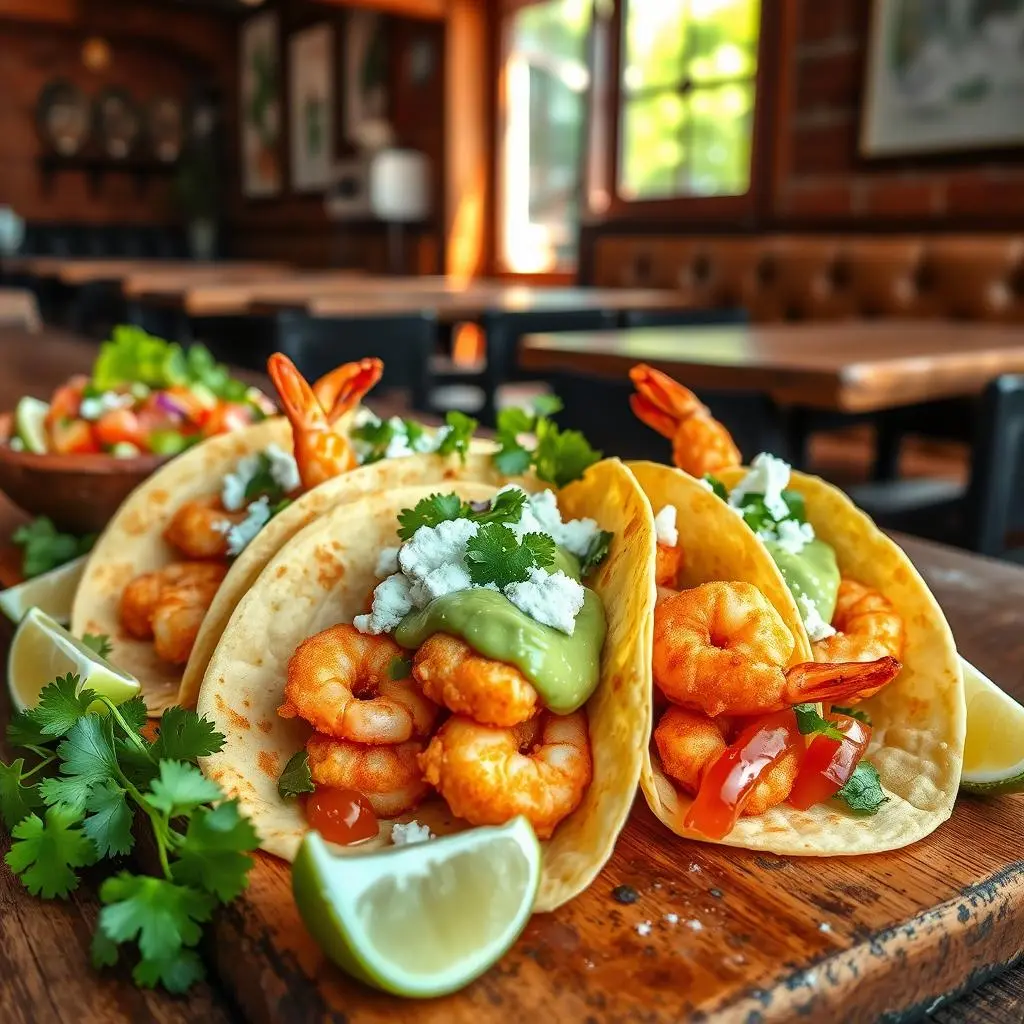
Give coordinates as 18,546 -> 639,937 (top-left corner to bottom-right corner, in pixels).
369,149 -> 430,222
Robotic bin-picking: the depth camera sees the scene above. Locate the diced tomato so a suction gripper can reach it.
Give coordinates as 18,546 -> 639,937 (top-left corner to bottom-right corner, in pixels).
683,709 -> 803,840
94,407 -> 144,449
788,714 -> 872,811
49,418 -> 101,454
202,402 -> 255,437
46,376 -> 89,426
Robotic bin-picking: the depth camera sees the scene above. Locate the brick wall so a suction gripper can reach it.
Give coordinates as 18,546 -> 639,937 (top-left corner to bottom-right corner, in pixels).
776,0 -> 1024,226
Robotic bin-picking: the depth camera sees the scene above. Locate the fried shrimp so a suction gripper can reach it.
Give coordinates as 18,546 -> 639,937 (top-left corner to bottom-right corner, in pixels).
653,706 -> 800,817
120,561 -> 227,643
656,542 -> 684,590
150,575 -> 223,665
629,364 -> 742,477
163,496 -> 246,560
280,623 -> 438,744
412,633 -> 539,727
653,582 -> 902,717
419,710 -> 592,839
813,578 -> 905,667
306,735 -> 430,818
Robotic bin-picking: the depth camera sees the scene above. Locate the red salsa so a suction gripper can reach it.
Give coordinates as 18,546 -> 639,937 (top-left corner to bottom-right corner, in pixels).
305,788 -> 379,846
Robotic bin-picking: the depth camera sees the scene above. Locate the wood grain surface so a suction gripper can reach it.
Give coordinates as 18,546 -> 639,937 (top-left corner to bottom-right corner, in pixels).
519,322 -> 1024,413
0,325 -> 1023,1022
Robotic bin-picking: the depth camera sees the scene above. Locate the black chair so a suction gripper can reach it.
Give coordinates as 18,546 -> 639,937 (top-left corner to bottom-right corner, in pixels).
847,375 -> 1024,560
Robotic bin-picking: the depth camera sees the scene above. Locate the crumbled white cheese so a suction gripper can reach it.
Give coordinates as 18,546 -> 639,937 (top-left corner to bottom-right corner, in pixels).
798,593 -> 836,642
636,921 -> 652,937
217,495 -> 271,556
424,425 -> 451,452
505,567 -> 585,635
265,443 -> 300,493
221,453 -> 261,511
352,408 -> 380,428
503,486 -> 600,559
79,391 -> 133,422
760,518 -> 816,555
412,562 -> 475,606
654,505 -> 679,547
374,547 -> 400,577
398,517 -> 479,584
697,477 -> 714,493
354,574 -> 415,635
390,820 -> 434,846
383,417 -> 416,459
728,452 -> 792,521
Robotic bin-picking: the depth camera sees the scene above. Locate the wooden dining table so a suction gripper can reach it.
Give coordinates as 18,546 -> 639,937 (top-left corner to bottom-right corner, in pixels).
0,324 -> 1022,1023
2,257 -> 292,288
519,321 -> 1024,414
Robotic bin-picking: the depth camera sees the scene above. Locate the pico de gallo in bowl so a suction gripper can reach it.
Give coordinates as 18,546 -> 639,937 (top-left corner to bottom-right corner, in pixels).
8,325 -> 275,458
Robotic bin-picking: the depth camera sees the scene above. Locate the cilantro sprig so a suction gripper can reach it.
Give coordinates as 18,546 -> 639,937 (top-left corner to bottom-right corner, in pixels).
0,675 -> 257,992
353,410 -> 478,465
396,488 -> 527,542
833,761 -> 888,815
734,489 -> 806,534
465,524 -> 555,589
277,751 -> 315,800
12,518 -> 96,579
493,397 -> 602,487
793,704 -> 845,741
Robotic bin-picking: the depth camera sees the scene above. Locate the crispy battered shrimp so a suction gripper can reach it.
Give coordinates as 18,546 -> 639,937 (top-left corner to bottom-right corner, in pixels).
653,582 -> 902,717
412,633 -> 539,727
267,354 -> 382,491
279,623 -> 438,744
629,364 -> 742,477
163,497 -> 246,560
120,561 -> 227,642
813,579 -> 905,669
306,735 -> 430,818
654,706 -> 800,817
150,575 -> 224,665
656,542 -> 684,589
419,710 -> 592,839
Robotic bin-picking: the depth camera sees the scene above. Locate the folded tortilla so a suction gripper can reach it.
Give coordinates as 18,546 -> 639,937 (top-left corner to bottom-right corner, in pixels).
198,459 -> 656,911
631,459 -> 965,856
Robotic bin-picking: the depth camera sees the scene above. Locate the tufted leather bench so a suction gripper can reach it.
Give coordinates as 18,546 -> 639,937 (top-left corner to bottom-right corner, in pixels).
591,235 -> 1024,323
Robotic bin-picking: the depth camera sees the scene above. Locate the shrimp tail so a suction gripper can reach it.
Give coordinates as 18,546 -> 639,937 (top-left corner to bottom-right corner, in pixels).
629,364 -> 707,427
314,358 -> 383,423
783,655 -> 902,705
267,353 -> 329,432
629,393 -> 682,441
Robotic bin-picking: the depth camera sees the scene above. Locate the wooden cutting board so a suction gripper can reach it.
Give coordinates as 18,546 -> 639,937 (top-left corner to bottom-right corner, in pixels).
201,535 -> 1024,1024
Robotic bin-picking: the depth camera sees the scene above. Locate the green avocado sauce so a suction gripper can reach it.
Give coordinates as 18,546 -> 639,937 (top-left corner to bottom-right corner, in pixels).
394,585 -> 607,715
762,537 -> 840,624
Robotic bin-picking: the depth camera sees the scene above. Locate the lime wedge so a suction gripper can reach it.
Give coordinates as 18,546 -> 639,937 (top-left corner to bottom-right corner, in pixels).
7,607 -> 140,713
960,657 -> 1024,794
14,396 -> 50,454
0,555 -> 87,625
292,817 -> 541,998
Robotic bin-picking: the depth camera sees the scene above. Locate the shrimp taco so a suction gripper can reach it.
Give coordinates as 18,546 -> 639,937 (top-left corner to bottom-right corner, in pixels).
198,460 -> 655,911
627,364 -> 965,855
72,354 -> 496,714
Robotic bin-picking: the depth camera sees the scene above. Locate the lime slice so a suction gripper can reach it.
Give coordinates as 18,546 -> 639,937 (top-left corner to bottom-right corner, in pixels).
7,607 -> 140,713
960,657 -> 1024,794
292,817 -> 541,998
0,555 -> 87,625
14,396 -> 50,454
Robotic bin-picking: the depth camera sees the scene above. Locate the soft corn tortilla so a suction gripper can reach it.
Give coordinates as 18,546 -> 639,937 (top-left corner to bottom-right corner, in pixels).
634,460 -> 965,856
198,460 -> 656,911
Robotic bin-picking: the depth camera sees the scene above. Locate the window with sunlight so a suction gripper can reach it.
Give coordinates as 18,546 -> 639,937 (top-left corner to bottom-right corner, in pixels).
619,0 -> 760,201
499,0 -> 592,273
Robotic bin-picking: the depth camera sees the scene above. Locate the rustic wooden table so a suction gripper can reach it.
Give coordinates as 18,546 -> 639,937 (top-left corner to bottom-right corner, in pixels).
520,321 -> 1024,413
1,258 -> 291,288
0,326 -> 1021,1023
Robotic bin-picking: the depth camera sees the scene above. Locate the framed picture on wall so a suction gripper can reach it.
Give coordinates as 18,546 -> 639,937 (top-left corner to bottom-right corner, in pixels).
289,24 -> 335,193
860,0 -> 1024,157
240,11 -> 282,197
344,9 -> 390,149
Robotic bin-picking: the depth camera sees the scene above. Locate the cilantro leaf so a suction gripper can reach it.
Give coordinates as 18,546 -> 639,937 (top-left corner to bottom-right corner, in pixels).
28,674 -> 96,738
737,494 -> 776,533
0,758 -> 44,830
146,761 -> 221,817
82,780 -> 134,857
465,524 -> 555,588
133,948 -> 206,993
832,705 -> 872,726
532,418 -> 601,488
833,761 -> 888,815
495,406 -> 534,438
435,410 -> 478,462
579,530 -> 613,577
40,715 -> 120,812
149,707 -> 225,762
396,493 -> 470,541
7,711 -> 51,751
81,634 -> 113,660
532,394 -> 563,417
781,489 -> 806,523
12,518 -> 94,579
703,474 -> 729,501
6,807 -> 95,898
793,704 -> 845,741
403,419 -> 427,451
98,872 -> 215,964
493,443 -> 533,476
278,751 -> 315,799
172,800 -> 258,902
243,454 -> 285,504
91,927 -> 120,970
388,656 -> 412,681
350,417 -> 395,463
117,696 -> 150,736
472,488 -> 527,526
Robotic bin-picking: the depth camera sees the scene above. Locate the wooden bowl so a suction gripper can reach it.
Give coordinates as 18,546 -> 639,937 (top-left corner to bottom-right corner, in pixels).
0,412 -> 167,535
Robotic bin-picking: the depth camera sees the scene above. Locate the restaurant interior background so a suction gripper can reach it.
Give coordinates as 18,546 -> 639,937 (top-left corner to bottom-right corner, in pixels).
2,0 -> 1024,559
